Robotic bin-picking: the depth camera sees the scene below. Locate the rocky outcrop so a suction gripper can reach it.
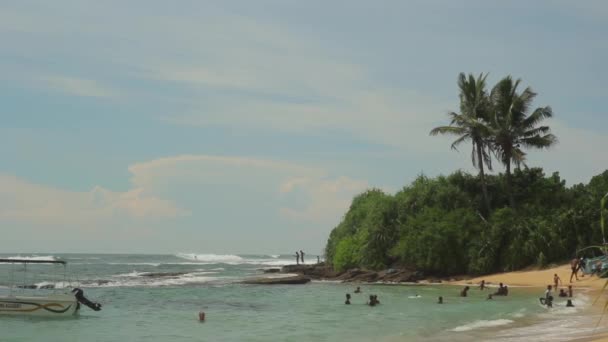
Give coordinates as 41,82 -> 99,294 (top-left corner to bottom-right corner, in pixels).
242,275 -> 311,285
263,268 -> 281,273
281,264 -> 339,279
280,264 -> 423,283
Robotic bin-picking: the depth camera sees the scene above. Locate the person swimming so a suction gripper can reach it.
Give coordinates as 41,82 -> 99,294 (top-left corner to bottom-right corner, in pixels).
494,283 -> 509,296
345,293 -> 351,305
487,294 -> 493,300
368,295 -> 376,307
566,299 -> 575,307
437,296 -> 443,304
354,286 -> 361,293
558,289 -> 567,297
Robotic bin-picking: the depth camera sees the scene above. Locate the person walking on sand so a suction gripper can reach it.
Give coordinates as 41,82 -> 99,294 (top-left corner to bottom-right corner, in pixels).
570,258 -> 579,282
578,257 -> 586,277
553,273 -> 562,289
295,251 -> 300,265
300,250 -> 305,264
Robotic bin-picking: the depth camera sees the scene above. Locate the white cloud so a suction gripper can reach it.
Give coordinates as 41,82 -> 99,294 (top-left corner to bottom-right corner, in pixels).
0,174 -> 186,225
128,154 -> 370,225
279,176 -> 369,223
527,119 -> 608,184
0,155 -> 371,230
38,75 -> 115,98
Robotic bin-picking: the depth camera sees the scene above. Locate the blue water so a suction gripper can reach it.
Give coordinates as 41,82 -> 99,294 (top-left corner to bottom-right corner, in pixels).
0,254 -> 596,341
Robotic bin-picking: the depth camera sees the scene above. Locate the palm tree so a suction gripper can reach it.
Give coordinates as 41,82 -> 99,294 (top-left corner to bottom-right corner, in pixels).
489,76 -> 557,207
430,73 -> 493,214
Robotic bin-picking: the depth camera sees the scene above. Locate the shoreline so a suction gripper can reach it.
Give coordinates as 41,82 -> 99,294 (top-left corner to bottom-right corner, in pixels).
447,263 -> 608,342
284,262 -> 608,341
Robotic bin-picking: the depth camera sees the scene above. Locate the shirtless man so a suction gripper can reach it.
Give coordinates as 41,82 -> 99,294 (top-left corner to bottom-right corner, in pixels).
570,258 -> 579,282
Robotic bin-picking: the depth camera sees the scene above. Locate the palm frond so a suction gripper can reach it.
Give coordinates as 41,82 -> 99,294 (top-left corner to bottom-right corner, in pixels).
520,134 -> 557,149
429,125 -> 467,136
450,134 -> 471,151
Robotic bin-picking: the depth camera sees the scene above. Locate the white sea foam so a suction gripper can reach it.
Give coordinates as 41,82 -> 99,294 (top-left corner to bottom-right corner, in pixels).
32,281 -> 72,289
176,253 -> 244,263
270,255 -> 280,259
113,271 -> 147,278
452,319 -> 514,332
3,255 -> 58,262
107,262 -> 162,267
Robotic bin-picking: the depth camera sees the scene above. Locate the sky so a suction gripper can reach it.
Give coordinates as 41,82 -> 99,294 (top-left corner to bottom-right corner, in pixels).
1,1 -> 607,255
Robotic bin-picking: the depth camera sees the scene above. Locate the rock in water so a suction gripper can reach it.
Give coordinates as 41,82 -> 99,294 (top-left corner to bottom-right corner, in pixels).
242,275 -> 311,285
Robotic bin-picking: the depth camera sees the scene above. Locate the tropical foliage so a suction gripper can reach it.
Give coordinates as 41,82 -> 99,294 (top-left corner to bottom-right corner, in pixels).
325,169 -> 608,275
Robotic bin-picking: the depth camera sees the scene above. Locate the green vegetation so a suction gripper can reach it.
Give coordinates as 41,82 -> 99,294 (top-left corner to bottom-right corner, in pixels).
325,73 -> 606,276
326,169 -> 608,275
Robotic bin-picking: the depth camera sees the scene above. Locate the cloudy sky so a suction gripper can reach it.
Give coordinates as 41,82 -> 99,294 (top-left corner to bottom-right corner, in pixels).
1,1 -> 606,254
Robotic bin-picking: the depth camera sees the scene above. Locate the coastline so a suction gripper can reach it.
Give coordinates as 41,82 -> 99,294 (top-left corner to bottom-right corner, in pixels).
449,263 -> 608,342
285,262 -> 608,341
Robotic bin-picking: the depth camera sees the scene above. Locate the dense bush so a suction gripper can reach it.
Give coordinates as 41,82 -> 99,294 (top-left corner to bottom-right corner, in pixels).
325,168 -> 608,276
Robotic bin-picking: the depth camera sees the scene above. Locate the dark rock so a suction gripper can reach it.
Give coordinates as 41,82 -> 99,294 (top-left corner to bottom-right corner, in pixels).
263,268 -> 281,273
279,263 -> 423,283
281,264 -> 338,279
242,275 -> 311,285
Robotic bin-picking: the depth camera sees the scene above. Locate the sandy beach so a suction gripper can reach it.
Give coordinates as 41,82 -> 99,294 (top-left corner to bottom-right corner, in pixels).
451,263 -> 608,341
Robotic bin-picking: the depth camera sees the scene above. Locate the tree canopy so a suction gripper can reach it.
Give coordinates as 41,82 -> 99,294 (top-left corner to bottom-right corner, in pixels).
325,168 -> 608,275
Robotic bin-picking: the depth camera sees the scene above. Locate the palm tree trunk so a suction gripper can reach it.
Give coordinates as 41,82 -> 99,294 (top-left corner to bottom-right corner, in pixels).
505,159 -> 515,207
476,145 -> 491,216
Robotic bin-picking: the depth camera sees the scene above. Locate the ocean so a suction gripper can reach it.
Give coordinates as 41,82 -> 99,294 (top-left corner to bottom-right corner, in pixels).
0,253 -> 603,342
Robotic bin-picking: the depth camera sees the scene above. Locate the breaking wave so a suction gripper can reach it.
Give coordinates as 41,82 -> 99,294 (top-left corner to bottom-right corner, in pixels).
2,255 -> 58,262
452,319 -> 514,332
32,271 -> 224,289
176,253 -> 244,263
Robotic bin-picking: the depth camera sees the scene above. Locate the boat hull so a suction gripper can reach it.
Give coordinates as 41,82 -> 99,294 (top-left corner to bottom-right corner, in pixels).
0,294 -> 79,317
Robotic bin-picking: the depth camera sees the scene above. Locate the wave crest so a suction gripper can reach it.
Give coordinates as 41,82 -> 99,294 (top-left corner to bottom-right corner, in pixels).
452,319 -> 514,332
176,253 -> 244,263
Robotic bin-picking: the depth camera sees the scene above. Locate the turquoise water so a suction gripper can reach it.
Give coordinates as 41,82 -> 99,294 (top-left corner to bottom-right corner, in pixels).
0,254 -> 596,341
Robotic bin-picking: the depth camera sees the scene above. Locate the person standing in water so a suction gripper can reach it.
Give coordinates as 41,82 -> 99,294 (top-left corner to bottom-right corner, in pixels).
479,280 -> 486,290
345,293 -> 351,305
300,250 -> 305,264
460,286 -> 470,297
553,273 -> 562,290
437,296 -> 443,304
295,251 -> 300,265
540,285 -> 553,307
